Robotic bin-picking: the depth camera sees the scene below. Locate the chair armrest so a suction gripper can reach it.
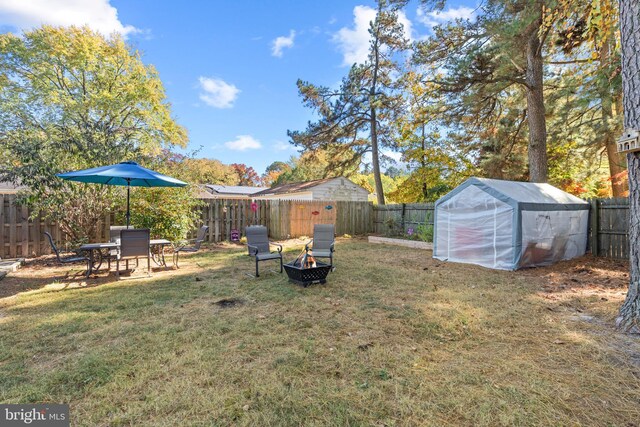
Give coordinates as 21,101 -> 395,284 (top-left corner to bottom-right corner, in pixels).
173,237 -> 200,250
330,242 -> 335,252
270,242 -> 283,253
247,244 -> 259,256
172,241 -> 186,251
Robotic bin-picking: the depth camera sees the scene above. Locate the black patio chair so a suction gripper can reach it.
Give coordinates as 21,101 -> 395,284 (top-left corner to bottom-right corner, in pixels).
43,232 -> 90,269
245,225 -> 282,277
105,225 -> 128,269
173,225 -> 209,268
109,225 -> 128,242
305,224 -> 335,268
116,229 -> 150,279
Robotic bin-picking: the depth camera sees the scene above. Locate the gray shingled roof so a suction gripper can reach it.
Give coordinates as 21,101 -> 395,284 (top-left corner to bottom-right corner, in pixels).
205,184 -> 268,195
251,178 -> 335,196
0,182 -> 26,193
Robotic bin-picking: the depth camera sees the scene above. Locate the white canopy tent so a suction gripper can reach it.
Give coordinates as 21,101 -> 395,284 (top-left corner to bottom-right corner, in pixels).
433,178 -> 590,270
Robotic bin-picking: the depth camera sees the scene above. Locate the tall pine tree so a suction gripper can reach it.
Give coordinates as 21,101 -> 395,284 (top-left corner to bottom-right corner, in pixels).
288,0 -> 409,204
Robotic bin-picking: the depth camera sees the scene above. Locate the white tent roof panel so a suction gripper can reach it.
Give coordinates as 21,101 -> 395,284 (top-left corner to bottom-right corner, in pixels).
471,178 -> 587,205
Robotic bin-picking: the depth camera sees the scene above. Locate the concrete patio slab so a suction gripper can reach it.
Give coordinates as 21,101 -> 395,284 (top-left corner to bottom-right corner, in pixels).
0,258 -> 25,274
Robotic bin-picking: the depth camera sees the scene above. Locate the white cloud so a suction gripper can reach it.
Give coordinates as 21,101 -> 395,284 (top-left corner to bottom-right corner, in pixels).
198,77 -> 240,109
271,30 -> 295,57
417,6 -> 476,28
225,135 -> 262,151
332,5 -> 413,67
273,141 -> 294,151
332,6 -> 376,66
383,150 -> 403,162
0,0 -> 140,37
396,11 -> 413,42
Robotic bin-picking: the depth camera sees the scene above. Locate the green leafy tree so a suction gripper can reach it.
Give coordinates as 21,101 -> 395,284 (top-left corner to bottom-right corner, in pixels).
551,0 -> 625,196
416,0 -> 557,183
288,0 -> 409,204
262,161 -> 292,187
274,148 -> 362,186
391,71 -> 474,201
351,172 -> 402,203
0,26 -> 187,243
122,152 -> 203,242
177,156 -> 238,185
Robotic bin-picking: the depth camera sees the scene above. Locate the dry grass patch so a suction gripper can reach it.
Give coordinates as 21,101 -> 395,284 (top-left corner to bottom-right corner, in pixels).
1,238 -> 639,426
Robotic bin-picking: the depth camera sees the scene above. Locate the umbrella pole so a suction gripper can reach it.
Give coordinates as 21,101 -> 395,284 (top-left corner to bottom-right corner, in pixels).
126,181 -> 131,229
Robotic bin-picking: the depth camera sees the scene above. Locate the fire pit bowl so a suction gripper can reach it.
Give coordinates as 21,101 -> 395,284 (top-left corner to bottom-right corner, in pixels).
283,261 -> 331,287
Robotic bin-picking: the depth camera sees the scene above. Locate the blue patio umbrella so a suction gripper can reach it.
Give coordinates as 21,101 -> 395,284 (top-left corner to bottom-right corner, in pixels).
57,161 -> 188,228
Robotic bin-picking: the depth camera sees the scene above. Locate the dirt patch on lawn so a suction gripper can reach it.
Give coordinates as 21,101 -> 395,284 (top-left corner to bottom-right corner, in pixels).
214,297 -> 245,308
520,255 -> 640,368
521,254 -> 629,292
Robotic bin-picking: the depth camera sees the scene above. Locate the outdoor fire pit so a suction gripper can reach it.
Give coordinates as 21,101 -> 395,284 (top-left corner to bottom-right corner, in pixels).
283,259 -> 332,287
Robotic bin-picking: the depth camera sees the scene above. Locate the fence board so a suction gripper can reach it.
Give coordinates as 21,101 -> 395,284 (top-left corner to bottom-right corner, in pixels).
21,205 -> 29,257
0,194 -> 4,258
8,197 -> 16,258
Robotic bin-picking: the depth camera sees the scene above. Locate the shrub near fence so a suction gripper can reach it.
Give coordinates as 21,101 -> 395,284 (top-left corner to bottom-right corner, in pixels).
373,203 -> 435,236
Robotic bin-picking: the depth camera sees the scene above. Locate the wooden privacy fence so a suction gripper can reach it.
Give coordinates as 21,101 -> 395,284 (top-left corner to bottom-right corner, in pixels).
374,200 -> 632,261
267,200 -> 372,240
1,193 -> 632,260
0,194 -> 115,258
1,196 -> 374,258
198,199 -> 373,241
199,199 -> 271,242
589,198 -> 630,260
373,203 -> 435,235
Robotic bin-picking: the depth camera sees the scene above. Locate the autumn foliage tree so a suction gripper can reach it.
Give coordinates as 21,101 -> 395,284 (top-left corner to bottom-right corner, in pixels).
231,163 -> 261,186
0,26 -> 187,243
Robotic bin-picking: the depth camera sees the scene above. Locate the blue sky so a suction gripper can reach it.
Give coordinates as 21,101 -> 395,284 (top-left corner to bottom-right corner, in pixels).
0,0 -> 476,175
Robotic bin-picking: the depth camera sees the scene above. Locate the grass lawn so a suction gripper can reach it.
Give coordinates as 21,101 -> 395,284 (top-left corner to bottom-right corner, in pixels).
1,238 -> 639,426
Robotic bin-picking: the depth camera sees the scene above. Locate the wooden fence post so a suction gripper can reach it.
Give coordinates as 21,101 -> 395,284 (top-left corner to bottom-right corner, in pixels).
214,200 -> 220,242
20,205 -> 28,257
590,199 -> 599,257
8,196 -> 16,258
0,194 -> 4,258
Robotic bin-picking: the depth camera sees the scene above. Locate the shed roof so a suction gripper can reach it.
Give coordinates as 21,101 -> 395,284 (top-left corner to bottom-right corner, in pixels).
205,184 -> 268,195
0,181 -> 26,193
438,177 -> 588,207
252,178 -> 335,196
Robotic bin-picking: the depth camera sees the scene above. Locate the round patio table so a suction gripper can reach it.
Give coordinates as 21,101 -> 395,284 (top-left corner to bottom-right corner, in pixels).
79,239 -> 173,277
